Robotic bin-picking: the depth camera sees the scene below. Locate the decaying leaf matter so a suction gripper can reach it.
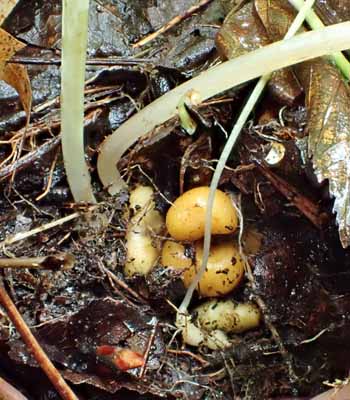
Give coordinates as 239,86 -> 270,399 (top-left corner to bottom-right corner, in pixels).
217,0 -> 350,247
296,59 -> 350,247
0,23 -> 32,119
0,0 -> 19,25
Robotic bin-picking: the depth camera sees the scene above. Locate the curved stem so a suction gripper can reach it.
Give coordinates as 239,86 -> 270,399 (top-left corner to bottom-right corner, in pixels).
97,22 -> 350,195
179,0 -> 317,312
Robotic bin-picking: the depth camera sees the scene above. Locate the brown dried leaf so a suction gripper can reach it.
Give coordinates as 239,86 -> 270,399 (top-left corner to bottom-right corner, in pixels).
0,0 -> 18,25
0,27 -> 24,59
296,59 -> 350,247
0,27 -> 32,118
216,2 -> 301,105
315,0 -> 350,25
254,0 -> 297,40
2,63 -> 32,116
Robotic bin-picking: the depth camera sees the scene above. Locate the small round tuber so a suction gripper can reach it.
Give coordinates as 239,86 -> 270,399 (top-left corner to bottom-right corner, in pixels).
124,186 -> 164,276
161,239 -> 244,297
165,187 -> 238,241
195,299 -> 261,334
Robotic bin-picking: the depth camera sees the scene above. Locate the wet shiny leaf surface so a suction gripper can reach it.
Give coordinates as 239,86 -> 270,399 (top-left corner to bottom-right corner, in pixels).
296,58 -> 350,247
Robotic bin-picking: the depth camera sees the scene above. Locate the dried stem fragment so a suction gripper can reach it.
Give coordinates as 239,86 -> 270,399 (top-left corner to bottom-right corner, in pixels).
255,160 -> 328,228
0,282 -> 79,400
0,253 -> 75,271
133,0 -> 214,48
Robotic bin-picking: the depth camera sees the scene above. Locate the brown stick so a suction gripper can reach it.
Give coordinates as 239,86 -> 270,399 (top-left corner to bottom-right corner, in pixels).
100,263 -> 147,304
0,253 -> 75,271
0,282 -> 79,400
255,161 -> 329,228
0,136 -> 61,181
139,321 -> 158,379
132,0 -> 214,48
0,377 -> 28,400
9,56 -> 153,66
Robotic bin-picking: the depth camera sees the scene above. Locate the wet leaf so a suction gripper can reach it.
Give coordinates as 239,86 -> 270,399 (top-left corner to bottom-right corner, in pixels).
315,0 -> 350,24
216,2 -> 301,105
219,0 -> 350,246
0,27 -> 32,119
0,0 -> 19,25
296,59 -> 350,247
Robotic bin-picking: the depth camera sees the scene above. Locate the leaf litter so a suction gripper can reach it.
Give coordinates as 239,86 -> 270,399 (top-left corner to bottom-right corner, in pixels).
218,0 -> 350,247
1,1 -> 350,399
0,1 -> 32,125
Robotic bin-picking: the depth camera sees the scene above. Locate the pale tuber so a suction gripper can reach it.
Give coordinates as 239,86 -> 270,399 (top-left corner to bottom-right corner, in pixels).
165,187 -> 238,241
161,239 -> 244,297
124,186 -> 164,276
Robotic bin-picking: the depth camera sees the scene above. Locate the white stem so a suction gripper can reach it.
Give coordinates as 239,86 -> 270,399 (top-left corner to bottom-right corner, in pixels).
97,22 -> 350,195
179,0 -> 317,312
61,0 -> 96,203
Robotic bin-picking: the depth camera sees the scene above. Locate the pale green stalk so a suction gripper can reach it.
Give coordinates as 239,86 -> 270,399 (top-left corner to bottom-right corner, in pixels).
98,22 -> 350,195
289,0 -> 350,79
61,0 -> 96,203
179,0 -> 317,312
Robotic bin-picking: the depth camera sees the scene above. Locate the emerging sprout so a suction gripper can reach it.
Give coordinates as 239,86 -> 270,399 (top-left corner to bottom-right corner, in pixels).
161,239 -> 244,297
124,186 -> 164,276
166,187 -> 238,241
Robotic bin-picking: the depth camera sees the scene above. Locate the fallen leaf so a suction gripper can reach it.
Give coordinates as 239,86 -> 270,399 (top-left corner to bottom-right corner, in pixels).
0,0 -> 19,25
253,0 -> 350,247
0,27 -> 32,121
216,2 -> 301,105
0,27 -> 24,58
296,59 -> 350,247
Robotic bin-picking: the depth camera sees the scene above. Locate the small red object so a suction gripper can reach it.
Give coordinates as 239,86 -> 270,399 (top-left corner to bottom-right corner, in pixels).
96,345 -> 144,371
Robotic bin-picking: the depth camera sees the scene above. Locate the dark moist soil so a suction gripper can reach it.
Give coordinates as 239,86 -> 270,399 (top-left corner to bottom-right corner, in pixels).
1,1 -> 350,399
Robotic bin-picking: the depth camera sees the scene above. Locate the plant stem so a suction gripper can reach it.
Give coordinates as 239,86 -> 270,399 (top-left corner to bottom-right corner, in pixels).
180,0 -> 317,312
97,22 -> 350,195
288,0 -> 350,79
61,0 -> 96,203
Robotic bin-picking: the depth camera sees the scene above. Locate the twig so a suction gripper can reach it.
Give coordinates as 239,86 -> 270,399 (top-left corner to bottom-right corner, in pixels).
0,136 -> 61,181
36,147 -> 59,201
255,160 -> 328,228
0,282 -> 79,400
100,263 -> 147,304
132,0 -> 214,48
9,56 -> 153,66
139,321 -> 158,378
0,212 -> 81,247
0,253 -> 75,271
0,377 -> 28,400
167,349 -> 209,367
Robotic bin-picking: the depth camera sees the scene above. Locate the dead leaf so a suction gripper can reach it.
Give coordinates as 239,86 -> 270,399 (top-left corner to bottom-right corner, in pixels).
0,0 -> 19,25
0,27 -> 24,58
1,62 -> 32,116
254,0 -> 297,40
296,59 -> 350,247
253,0 -> 350,247
0,27 -> 32,121
216,2 -> 301,105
